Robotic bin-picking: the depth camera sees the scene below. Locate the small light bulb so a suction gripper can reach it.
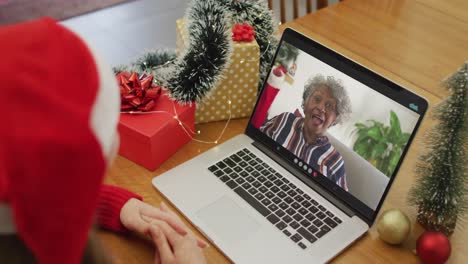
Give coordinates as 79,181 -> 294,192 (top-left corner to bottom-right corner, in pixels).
197,130 -> 201,134
228,100 -> 231,104
214,141 -> 218,144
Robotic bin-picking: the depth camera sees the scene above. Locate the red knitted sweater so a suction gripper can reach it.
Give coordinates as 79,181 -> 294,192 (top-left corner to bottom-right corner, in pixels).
96,185 -> 142,232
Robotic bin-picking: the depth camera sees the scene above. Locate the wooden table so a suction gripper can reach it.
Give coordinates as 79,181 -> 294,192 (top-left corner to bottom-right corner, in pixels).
99,0 -> 468,263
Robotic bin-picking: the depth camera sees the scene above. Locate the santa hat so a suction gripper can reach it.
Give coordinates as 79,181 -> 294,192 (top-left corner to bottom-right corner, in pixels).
0,18 -> 120,263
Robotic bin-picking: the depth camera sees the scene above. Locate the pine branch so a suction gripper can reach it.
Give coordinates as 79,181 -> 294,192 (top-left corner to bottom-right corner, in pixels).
408,62 -> 468,229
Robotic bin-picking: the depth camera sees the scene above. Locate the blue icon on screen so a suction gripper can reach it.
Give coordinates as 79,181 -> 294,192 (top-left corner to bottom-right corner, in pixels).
409,103 -> 419,111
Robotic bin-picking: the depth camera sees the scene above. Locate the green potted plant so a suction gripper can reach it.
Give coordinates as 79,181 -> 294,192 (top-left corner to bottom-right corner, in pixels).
352,111 -> 410,177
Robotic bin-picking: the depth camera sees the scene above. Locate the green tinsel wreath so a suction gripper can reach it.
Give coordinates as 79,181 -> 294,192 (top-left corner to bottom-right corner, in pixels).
115,0 -> 277,103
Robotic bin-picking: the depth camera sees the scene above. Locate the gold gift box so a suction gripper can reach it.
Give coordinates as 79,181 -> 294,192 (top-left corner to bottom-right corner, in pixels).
176,19 -> 260,123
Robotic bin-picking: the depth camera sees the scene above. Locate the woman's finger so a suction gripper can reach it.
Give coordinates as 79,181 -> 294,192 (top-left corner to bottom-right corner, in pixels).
127,213 -> 153,234
160,201 -> 170,212
153,247 -> 161,264
149,226 -> 174,264
160,202 -> 208,248
141,213 -> 186,237
140,202 -> 187,235
159,202 -> 187,228
151,219 -> 184,247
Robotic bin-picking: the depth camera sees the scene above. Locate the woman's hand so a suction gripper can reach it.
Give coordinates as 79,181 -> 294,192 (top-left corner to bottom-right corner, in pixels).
150,220 -> 207,264
120,199 -> 207,248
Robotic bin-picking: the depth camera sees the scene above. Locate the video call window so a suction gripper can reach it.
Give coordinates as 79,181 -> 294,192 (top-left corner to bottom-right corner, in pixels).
251,41 -> 420,210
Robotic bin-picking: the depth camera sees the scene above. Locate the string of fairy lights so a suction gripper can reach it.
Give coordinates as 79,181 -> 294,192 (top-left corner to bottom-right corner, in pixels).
119,35 -> 265,145
117,1 -> 278,144
121,97 -> 233,145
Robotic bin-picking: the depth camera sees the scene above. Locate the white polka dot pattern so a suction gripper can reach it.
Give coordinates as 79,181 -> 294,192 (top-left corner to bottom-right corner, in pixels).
176,19 -> 260,124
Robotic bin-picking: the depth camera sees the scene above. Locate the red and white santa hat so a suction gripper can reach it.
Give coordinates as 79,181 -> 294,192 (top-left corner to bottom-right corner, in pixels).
0,18 -> 120,263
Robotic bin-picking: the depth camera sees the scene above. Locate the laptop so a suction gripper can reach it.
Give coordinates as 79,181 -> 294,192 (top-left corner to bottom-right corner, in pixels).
152,28 -> 428,263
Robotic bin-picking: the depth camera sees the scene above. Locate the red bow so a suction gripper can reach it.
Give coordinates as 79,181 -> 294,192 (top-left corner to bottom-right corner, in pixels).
117,72 -> 162,112
232,23 -> 255,42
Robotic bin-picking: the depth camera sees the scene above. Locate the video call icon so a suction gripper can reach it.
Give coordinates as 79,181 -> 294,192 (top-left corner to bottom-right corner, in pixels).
409,103 -> 419,111
294,157 -> 317,177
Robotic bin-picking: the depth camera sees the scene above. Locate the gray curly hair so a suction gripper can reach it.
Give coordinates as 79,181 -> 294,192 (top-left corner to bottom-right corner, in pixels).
301,74 -> 352,125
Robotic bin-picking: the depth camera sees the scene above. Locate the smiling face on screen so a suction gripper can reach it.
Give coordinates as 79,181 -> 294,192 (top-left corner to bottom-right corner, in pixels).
303,86 -> 337,143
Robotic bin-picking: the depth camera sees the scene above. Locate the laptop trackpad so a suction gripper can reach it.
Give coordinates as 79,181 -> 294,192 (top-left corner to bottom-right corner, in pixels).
196,196 -> 260,245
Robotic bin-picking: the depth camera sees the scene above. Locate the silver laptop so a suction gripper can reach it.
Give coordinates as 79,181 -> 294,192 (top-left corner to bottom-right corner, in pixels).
152,28 -> 427,263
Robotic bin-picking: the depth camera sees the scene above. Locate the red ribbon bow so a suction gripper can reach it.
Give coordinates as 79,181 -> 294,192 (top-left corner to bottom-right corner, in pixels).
117,72 -> 162,112
232,23 -> 255,42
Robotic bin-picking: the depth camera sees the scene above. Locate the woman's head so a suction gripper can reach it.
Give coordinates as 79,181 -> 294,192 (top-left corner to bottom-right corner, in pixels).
301,74 -> 352,140
0,18 -> 119,263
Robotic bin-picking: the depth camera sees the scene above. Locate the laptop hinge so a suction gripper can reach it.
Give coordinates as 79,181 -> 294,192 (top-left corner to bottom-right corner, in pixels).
252,140 -> 357,218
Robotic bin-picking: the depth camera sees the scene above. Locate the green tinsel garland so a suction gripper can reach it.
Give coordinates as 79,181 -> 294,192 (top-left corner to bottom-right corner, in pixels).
113,49 -> 176,75
119,0 -> 277,103
157,0 -> 233,103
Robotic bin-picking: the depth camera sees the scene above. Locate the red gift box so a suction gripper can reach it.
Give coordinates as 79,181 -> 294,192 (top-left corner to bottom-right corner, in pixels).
118,90 -> 195,170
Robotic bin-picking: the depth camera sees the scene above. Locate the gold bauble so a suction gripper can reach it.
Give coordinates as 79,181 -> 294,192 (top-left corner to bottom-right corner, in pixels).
377,209 -> 411,245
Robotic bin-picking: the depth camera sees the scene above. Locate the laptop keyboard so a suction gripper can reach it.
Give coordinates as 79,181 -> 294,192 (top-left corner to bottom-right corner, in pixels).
207,148 -> 342,250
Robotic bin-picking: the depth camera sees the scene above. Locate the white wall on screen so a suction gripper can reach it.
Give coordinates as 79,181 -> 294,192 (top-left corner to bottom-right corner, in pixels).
266,50 -> 420,148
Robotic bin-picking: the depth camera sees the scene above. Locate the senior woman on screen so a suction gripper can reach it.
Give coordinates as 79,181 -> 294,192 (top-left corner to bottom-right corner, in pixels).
260,74 -> 352,191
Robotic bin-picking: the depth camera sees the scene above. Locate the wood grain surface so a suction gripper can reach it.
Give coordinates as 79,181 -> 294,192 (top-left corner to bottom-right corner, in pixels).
98,0 -> 468,263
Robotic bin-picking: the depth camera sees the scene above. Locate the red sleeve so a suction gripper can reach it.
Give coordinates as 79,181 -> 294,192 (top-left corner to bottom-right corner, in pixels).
95,184 -> 142,233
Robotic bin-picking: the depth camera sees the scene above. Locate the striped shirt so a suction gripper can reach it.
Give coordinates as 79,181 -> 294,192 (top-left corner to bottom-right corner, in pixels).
260,112 -> 348,191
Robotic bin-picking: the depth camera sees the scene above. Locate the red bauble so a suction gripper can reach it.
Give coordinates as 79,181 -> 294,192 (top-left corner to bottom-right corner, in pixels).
416,231 -> 451,264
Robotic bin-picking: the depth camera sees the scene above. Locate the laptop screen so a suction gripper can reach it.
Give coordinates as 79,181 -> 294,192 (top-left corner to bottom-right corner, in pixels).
246,28 -> 427,223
